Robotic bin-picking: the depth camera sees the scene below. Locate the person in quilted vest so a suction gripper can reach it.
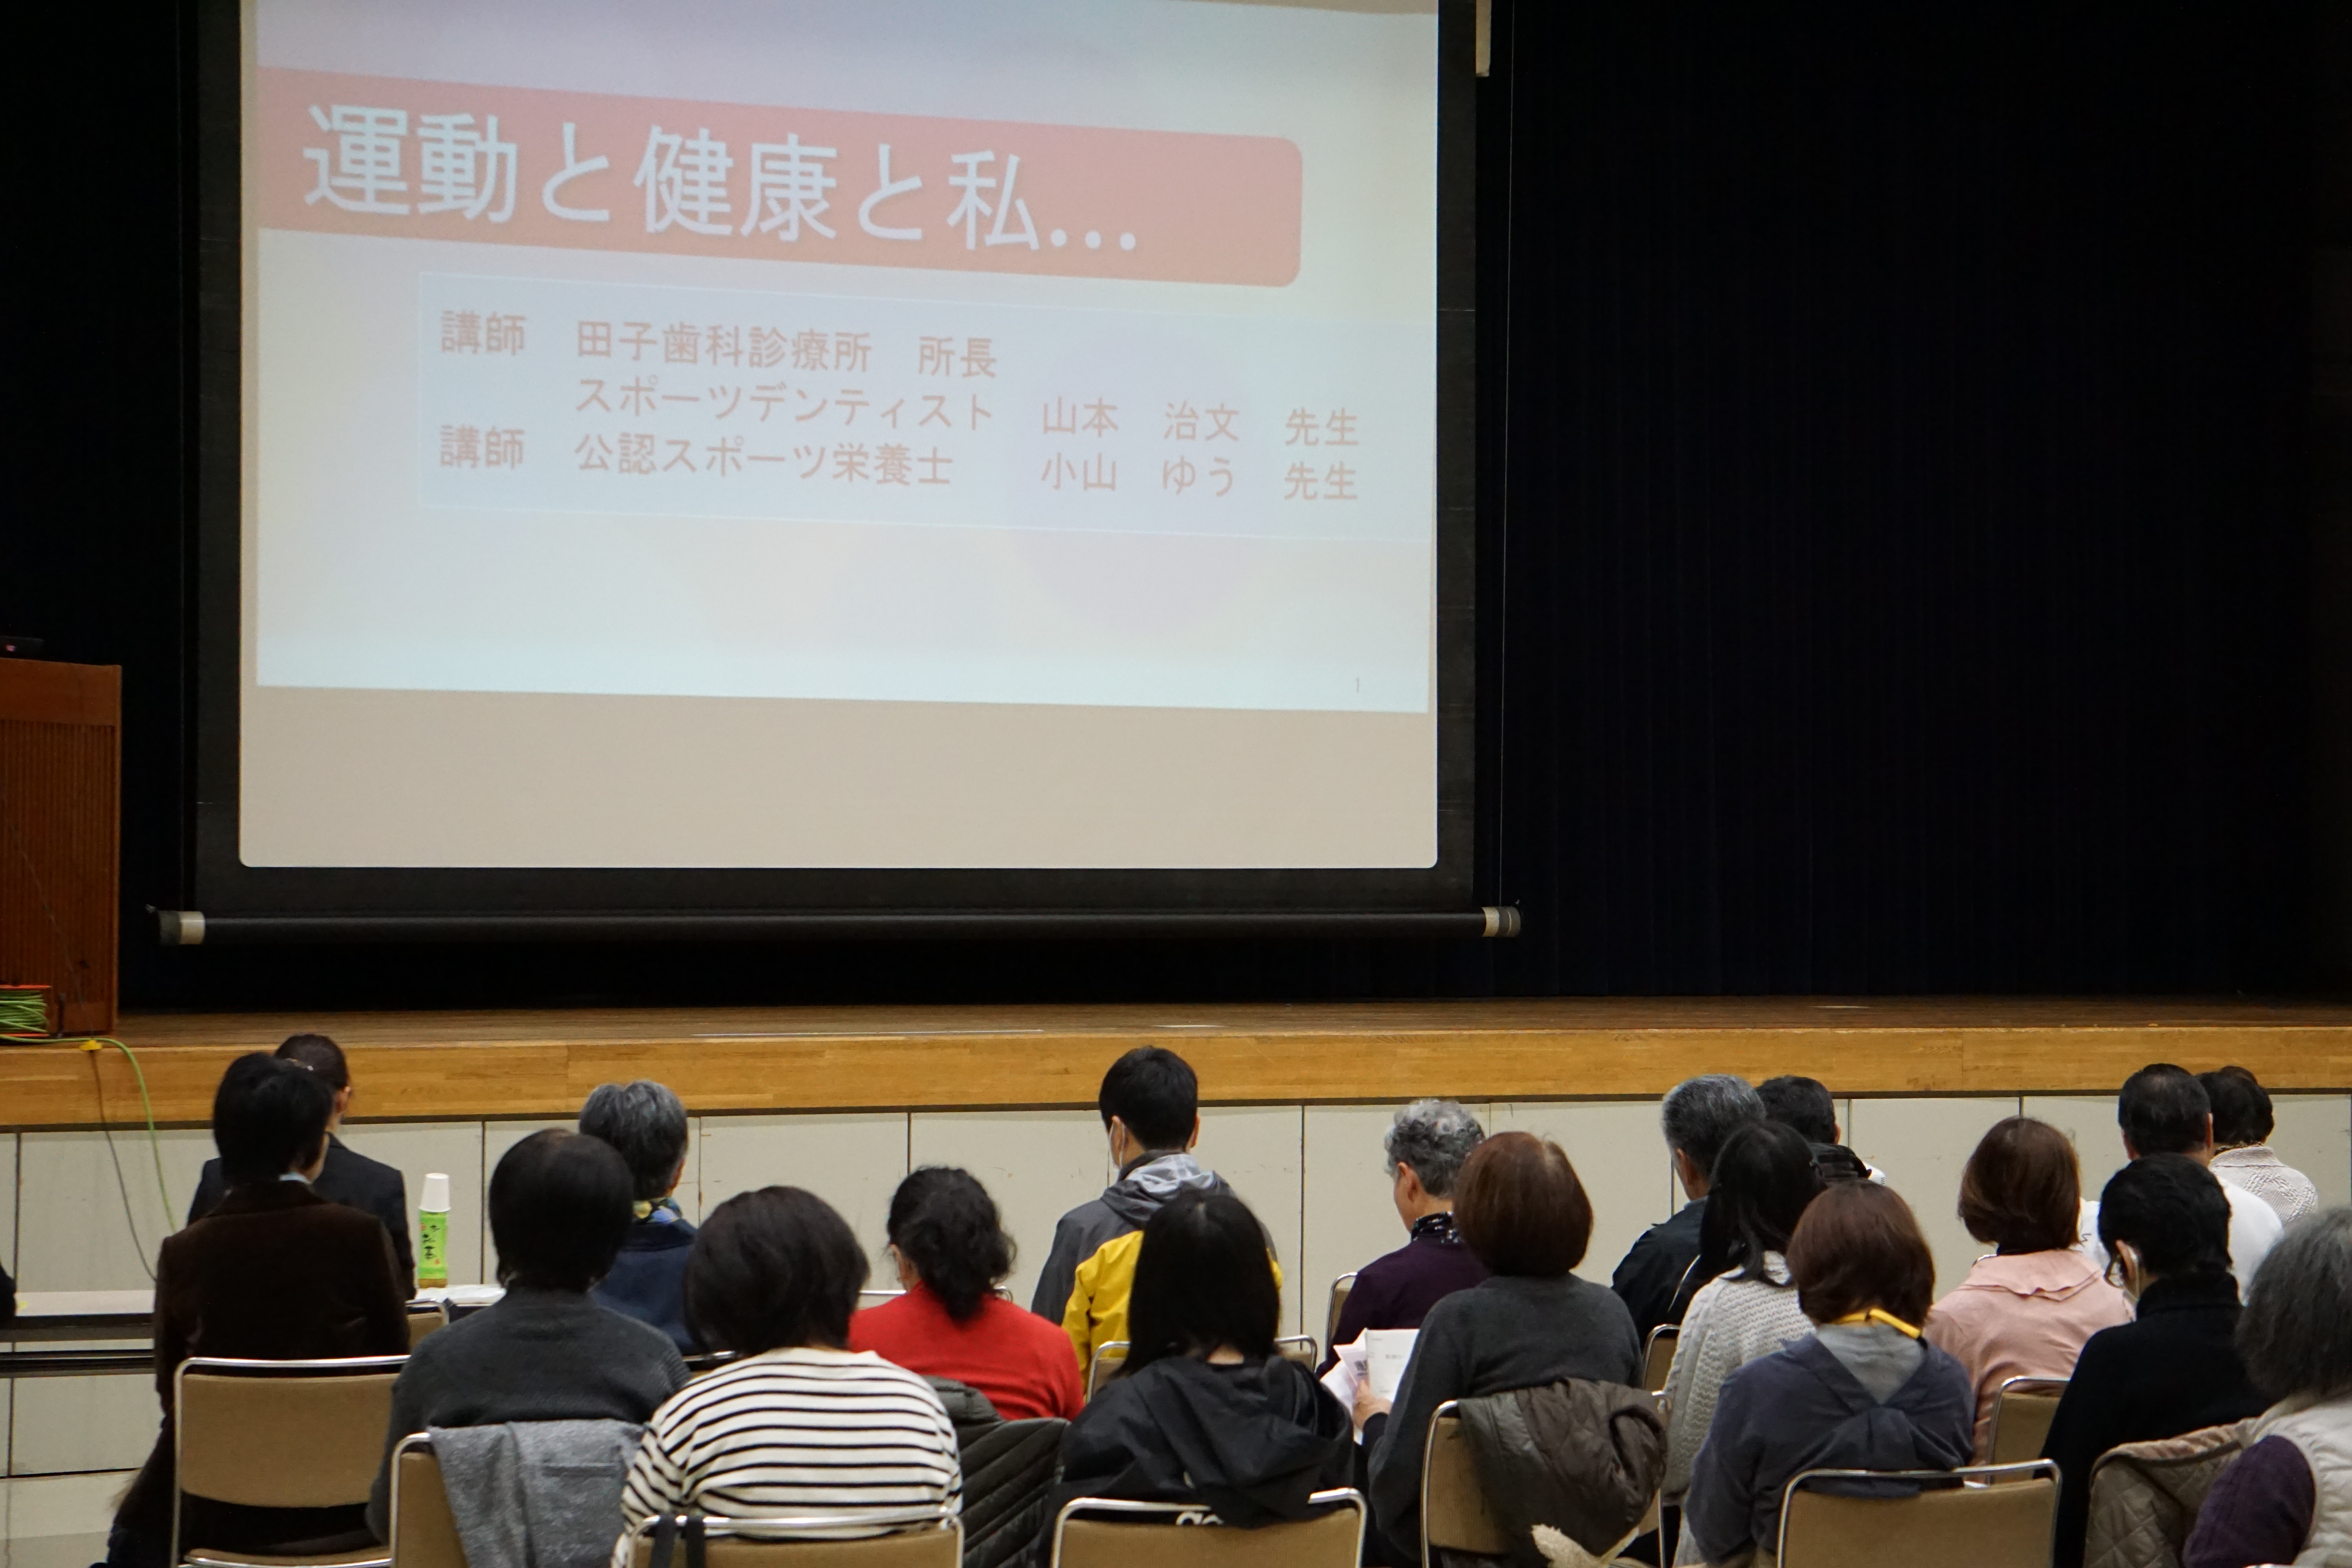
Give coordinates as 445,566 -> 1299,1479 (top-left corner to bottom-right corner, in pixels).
2184,1209 -> 2352,1568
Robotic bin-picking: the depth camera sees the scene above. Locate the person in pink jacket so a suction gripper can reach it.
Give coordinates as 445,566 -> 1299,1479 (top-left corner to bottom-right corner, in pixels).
1924,1116 -> 2134,1461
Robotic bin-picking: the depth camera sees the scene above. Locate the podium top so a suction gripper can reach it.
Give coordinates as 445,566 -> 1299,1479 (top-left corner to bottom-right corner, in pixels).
0,659 -> 120,728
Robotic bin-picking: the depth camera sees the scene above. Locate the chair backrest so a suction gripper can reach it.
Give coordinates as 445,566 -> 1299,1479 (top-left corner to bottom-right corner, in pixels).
407,1307 -> 445,1349
1049,1490 -> 1364,1568
1418,1404 -> 1511,1563
1776,1462 -> 2058,1568
389,1435 -> 467,1568
1275,1336 -> 1319,1372
1324,1274 -> 1357,1353
1087,1341 -> 1129,1399
622,1510 -> 961,1568
1642,1325 -> 1678,1395
1985,1377 -> 2067,1466
173,1356 -> 407,1561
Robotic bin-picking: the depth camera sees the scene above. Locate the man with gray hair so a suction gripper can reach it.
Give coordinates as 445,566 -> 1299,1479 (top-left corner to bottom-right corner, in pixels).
578,1080 -> 696,1350
1610,1074 -> 1766,1339
1324,1099 -> 1490,1365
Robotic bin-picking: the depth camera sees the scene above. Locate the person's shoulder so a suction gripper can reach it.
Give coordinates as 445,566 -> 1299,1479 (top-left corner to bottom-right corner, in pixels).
1561,1270 -> 1637,1330
594,1297 -> 689,1363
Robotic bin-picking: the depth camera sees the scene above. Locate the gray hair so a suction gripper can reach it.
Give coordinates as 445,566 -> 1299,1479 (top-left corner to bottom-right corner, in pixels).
2239,1207 -> 2352,1401
1661,1074 -> 1766,1174
1383,1100 -> 1486,1198
578,1080 -> 688,1201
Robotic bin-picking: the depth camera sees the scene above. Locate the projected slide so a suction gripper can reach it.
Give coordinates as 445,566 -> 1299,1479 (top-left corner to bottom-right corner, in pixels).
240,0 -> 1440,870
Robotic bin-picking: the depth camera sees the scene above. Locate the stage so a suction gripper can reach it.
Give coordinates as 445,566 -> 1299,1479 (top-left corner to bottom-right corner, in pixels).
4,995 -> 2348,1129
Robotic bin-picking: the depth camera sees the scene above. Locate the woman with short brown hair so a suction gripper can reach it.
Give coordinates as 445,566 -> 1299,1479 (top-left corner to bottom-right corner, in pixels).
1361,1131 -> 1642,1561
1682,1182 -> 1974,1566
1924,1116 -> 2131,1460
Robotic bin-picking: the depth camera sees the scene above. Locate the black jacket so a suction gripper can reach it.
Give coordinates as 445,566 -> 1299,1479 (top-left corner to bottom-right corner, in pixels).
591,1216 -> 697,1352
2042,1272 -> 2267,1568
1054,1353 -> 1353,1528
1610,1198 -> 1707,1341
192,1134 -> 414,1298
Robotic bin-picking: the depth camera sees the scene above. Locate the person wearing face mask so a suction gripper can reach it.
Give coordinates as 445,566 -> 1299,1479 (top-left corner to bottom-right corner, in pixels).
2041,1154 -> 2269,1568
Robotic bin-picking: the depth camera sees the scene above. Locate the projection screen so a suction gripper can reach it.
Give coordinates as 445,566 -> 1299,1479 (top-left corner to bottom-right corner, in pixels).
192,0 -> 1475,929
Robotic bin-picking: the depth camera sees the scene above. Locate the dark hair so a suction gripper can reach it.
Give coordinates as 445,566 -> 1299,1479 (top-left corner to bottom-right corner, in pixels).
1757,1076 -> 1838,1146
1958,1117 -> 2082,1254
213,1053 -> 334,1186
2239,1210 -> 2352,1401
1661,1075 -> 1766,1173
488,1130 -> 634,1292
1708,1121 -> 1823,1281
2201,1067 -> 2275,1149
686,1186 -> 869,1354
2096,1153 -> 2232,1282
275,1033 -> 350,1092
887,1167 -> 1014,1322
2118,1063 -> 2212,1157
1098,1047 -> 1198,1150
1122,1190 -> 1279,1375
578,1080 -> 690,1201
1454,1131 -> 1594,1278
1787,1181 -> 1936,1328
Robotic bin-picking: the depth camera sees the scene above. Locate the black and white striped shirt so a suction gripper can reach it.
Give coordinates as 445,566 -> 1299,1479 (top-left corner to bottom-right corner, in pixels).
613,1347 -> 961,1562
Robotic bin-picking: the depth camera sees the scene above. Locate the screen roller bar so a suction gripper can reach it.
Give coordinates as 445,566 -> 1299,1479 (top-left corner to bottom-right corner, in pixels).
157,907 -> 1522,945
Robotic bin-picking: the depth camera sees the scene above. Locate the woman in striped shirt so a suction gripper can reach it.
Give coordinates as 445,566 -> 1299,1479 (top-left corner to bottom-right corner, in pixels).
614,1187 -> 960,1563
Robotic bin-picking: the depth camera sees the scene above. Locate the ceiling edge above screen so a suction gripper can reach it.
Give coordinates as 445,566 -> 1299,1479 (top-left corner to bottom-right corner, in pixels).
188,0 -> 1481,936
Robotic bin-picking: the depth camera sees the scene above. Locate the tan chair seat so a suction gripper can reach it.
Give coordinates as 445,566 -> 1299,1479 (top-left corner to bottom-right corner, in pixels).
1049,1492 -> 1364,1568
181,1551 -> 390,1568
1776,1463 -> 2058,1568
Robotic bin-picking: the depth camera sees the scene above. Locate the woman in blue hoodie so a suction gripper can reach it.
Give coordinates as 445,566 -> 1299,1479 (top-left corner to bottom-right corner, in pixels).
578,1079 -> 697,1350
1682,1181 -> 1975,1565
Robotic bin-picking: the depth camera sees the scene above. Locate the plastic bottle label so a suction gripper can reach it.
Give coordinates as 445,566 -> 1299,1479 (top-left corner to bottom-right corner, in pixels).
417,1209 -> 449,1289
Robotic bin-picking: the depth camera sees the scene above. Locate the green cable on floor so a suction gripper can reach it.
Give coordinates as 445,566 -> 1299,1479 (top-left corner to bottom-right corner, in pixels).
81,1035 -> 175,1221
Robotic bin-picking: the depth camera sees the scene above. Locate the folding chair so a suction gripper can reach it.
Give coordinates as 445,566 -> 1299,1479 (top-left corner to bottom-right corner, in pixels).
1325,1274 -> 1357,1353
1985,1377 -> 2067,1466
1086,1341 -> 1129,1399
621,1507 -> 961,1568
1643,1325 -> 1679,1396
386,1436 -> 464,1568
1418,1403 -> 1510,1567
404,1308 -> 443,1350
1275,1336 -> 1319,1372
1049,1489 -> 1364,1568
172,1354 -> 407,1568
1775,1461 -> 2058,1568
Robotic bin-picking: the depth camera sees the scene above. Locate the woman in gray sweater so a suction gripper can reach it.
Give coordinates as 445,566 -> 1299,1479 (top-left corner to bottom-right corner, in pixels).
1359,1132 -> 1644,1560
366,1132 -> 689,1539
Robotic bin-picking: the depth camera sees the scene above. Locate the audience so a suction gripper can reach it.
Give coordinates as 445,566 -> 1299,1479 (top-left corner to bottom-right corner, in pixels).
1659,1120 -> 1823,1521
1681,1183 -> 1974,1568
616,1187 -> 961,1558
850,1165 -> 1084,1420
1364,1131 -> 1643,1559
111,1054 -> 410,1568
2084,1064 -> 2284,1298
1034,1047 -> 1258,1372
578,1079 -> 698,1351
367,1131 -> 688,1539
1756,1074 -> 1880,1184
1324,1098 -> 1489,1366
2184,1208 -> 2352,1568
1054,1190 -> 1350,1526
2043,1154 -> 2268,1568
2202,1065 -> 2322,1225
1613,1075 -> 1766,1339
1923,1117 -> 2131,1461
187,1033 -> 414,1297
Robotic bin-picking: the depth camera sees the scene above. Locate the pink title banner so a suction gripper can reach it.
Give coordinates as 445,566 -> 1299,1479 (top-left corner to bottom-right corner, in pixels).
253,67 -> 1303,287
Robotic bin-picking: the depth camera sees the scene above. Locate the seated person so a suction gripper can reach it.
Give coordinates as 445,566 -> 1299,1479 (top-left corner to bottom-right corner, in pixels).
617,1186 -> 961,1558
367,1130 -> 689,1539
578,1078 -> 698,1350
2043,1154 -> 2269,1568
1755,1073 -> 1881,1183
1681,1181 -> 1974,1567
1923,1116 -> 2130,1461
2201,1065 -> 2322,1224
1613,1076 -> 1765,1339
187,1033 -> 415,1296
2185,1209 -> 2352,1568
850,1165 -> 1084,1419
1324,1098 -> 1490,1367
1365,1132 -> 1644,1558
109,1054 -> 410,1568
2083,1064 -> 2283,1298
1660,1120 -> 1823,1520
1054,1190 -> 1351,1526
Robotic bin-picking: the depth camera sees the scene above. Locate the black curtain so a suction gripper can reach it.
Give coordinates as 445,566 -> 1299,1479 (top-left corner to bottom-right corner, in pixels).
0,2 -> 2315,1007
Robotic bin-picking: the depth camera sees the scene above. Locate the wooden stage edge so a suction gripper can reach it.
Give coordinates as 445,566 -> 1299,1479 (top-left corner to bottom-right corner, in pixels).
3,997 -> 2350,1131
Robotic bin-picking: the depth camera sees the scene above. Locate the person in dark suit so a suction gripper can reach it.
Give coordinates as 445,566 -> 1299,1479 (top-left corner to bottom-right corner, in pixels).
107,1053 -> 410,1568
187,1033 -> 414,1298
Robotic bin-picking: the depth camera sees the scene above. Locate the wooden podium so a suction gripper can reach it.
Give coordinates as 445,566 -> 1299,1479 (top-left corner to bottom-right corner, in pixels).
0,660 -> 119,1033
